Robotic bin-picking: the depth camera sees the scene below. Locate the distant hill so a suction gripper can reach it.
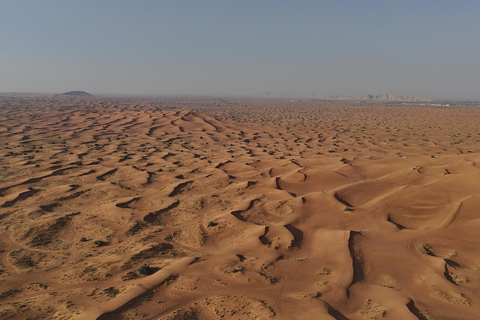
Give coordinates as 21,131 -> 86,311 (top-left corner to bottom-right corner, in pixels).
59,91 -> 93,97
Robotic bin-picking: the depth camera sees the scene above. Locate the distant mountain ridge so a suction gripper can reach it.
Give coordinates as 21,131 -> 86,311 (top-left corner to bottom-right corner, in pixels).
342,93 -> 431,102
258,92 -> 432,102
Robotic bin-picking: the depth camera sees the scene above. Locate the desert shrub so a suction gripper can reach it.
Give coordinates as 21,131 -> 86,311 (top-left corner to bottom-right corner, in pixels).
138,264 -> 155,275
207,221 -> 217,227
419,243 -> 435,256
230,266 -> 243,273
94,240 -> 105,247
103,287 -> 119,298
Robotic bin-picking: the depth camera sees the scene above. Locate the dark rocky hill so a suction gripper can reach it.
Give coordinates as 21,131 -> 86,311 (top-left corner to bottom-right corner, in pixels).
60,91 -> 93,97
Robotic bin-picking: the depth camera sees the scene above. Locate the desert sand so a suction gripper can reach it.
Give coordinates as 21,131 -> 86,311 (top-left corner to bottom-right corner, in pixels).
1,95 -> 480,319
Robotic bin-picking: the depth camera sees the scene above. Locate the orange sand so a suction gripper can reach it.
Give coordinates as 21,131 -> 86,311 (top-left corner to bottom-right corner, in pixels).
1,95 -> 480,319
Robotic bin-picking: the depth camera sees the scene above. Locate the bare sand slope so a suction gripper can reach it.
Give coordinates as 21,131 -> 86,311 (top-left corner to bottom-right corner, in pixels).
1,96 -> 480,319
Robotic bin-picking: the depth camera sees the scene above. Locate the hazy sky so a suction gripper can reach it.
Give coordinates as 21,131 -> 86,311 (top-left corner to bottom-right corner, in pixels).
1,1 -> 480,100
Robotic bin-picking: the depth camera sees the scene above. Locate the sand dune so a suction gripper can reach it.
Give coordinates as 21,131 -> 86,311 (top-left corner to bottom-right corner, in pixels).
1,95 -> 480,319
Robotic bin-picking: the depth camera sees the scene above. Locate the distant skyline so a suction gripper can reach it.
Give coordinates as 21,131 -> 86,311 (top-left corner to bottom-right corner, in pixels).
1,1 -> 480,100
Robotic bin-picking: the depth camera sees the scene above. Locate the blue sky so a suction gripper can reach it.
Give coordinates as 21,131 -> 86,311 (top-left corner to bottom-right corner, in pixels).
1,1 -> 480,99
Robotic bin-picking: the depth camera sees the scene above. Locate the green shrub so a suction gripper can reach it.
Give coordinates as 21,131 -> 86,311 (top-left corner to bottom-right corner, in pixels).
94,240 -> 105,247
138,264 -> 154,275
